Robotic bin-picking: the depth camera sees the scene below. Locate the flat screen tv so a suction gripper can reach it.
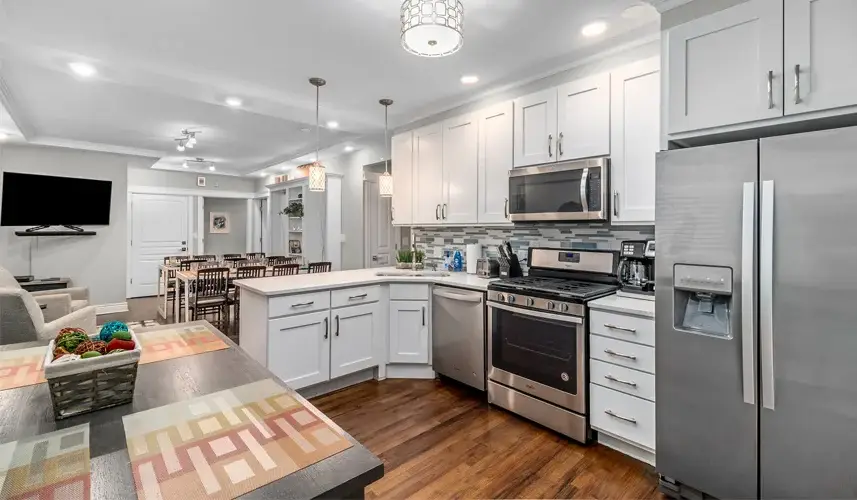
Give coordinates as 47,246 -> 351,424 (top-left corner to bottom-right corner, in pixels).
0,172 -> 113,226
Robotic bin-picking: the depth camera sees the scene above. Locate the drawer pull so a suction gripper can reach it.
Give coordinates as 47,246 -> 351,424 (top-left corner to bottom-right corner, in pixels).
348,294 -> 368,300
604,349 -> 637,361
604,409 -> 637,425
605,374 -> 637,387
291,301 -> 315,308
604,323 -> 636,333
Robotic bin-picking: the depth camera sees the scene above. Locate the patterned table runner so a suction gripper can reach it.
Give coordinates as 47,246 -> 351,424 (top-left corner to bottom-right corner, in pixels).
0,346 -> 47,391
123,379 -> 352,500
136,324 -> 229,365
0,424 -> 91,500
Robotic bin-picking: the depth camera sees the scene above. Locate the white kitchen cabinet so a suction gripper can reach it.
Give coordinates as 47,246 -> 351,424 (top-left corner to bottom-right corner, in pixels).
268,310 -> 330,390
611,57 -> 660,224
477,101 -> 513,224
785,0 -> 857,115
557,72 -> 611,160
667,0 -> 784,133
442,113 -> 478,223
513,88 -> 558,167
391,131 -> 413,225
330,302 -> 380,379
412,123 -> 444,225
389,300 -> 429,363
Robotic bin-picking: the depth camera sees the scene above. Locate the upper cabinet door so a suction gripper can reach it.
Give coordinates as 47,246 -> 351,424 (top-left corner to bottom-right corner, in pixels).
611,57 -> 660,224
412,123 -> 444,225
477,101 -> 513,224
667,0 -> 784,133
391,131 -> 413,225
557,73 -> 611,160
442,113 -> 478,224
785,0 -> 857,115
513,88 -> 558,167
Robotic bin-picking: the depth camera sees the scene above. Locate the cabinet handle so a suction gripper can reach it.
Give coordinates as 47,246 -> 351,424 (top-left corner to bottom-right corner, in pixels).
558,132 -> 564,157
504,198 -> 509,219
442,204 -> 447,219
605,374 -> 638,388
335,315 -> 340,336
422,306 -> 426,326
548,134 -> 553,158
604,349 -> 636,361
323,317 -> 329,339
348,293 -> 368,300
613,192 -> 619,217
391,206 -> 395,221
291,301 -> 314,308
604,409 -> 637,424
767,70 -> 774,109
604,323 -> 636,333
435,204 -> 440,220
794,64 -> 801,104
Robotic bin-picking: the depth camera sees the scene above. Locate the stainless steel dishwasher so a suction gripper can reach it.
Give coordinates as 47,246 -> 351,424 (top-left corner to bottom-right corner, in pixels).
432,286 -> 486,390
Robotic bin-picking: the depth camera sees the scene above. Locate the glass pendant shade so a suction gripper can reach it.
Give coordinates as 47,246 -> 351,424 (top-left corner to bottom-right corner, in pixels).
401,0 -> 464,57
308,161 -> 326,192
379,170 -> 393,198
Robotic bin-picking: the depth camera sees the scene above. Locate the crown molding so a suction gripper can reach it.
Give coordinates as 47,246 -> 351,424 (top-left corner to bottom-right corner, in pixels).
27,137 -> 164,158
0,72 -> 34,139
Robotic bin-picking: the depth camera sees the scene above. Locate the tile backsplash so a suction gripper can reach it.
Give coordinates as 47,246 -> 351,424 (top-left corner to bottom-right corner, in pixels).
413,223 -> 654,271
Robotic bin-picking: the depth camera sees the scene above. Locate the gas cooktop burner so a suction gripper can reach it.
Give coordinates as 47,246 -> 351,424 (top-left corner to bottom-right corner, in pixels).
489,276 -> 618,300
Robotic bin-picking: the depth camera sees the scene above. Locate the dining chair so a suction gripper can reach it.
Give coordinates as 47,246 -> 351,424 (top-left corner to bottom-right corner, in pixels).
308,262 -> 332,273
271,264 -> 300,277
246,252 -> 266,259
195,255 -> 217,262
266,256 -> 288,266
179,259 -> 207,271
229,265 -> 267,330
189,267 -> 230,327
222,253 -> 242,260
198,262 -> 221,269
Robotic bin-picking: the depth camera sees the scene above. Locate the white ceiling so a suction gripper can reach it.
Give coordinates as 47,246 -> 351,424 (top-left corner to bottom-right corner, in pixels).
0,0 -> 659,176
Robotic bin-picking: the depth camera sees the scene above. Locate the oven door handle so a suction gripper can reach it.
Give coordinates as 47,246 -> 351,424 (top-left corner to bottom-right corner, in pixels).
488,302 -> 582,324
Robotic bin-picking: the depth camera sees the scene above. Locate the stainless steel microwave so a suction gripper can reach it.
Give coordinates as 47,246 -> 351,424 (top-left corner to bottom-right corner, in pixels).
508,158 -> 609,222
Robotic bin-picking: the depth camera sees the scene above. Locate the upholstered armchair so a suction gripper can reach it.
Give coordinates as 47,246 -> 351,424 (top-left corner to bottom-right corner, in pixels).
0,267 -> 90,323
0,288 -> 96,344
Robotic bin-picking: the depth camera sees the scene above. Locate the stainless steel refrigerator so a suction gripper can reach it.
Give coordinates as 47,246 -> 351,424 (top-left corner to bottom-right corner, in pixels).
655,126 -> 857,499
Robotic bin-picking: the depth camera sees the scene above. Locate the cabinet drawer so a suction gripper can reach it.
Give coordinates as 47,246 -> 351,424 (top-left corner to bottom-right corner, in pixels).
390,284 -> 429,301
590,384 -> 655,451
269,291 -> 331,318
590,310 -> 655,346
590,359 -> 655,402
331,285 -> 380,308
590,335 -> 655,374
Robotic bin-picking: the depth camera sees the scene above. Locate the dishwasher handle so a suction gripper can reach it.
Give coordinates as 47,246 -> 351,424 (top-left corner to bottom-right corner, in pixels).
433,288 -> 483,303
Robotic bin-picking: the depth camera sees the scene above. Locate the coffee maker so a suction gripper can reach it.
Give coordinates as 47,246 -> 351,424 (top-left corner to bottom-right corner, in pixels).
617,240 -> 655,300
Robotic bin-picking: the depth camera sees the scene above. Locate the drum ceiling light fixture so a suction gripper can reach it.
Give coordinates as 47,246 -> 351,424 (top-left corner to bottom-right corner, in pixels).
400,0 -> 464,58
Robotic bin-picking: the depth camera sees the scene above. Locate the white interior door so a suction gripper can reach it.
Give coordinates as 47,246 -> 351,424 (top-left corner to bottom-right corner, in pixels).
129,194 -> 189,298
364,174 -> 393,268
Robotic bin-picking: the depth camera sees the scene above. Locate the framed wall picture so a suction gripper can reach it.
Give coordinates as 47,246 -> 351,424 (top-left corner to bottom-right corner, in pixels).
289,240 -> 302,254
210,212 -> 230,234
197,176 -> 206,187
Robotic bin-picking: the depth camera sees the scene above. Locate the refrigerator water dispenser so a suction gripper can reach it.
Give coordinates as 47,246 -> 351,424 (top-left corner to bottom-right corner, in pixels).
673,264 -> 733,338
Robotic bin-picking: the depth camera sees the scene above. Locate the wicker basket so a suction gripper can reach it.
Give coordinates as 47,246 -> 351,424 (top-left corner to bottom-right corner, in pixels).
43,330 -> 142,420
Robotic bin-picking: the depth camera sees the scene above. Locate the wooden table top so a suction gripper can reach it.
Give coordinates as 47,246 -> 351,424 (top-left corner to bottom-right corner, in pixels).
0,321 -> 383,498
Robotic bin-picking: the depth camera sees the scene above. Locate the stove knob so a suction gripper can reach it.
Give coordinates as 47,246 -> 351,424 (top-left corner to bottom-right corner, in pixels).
507,295 -> 516,304
526,298 -> 535,307
547,301 -> 556,311
562,303 -> 569,312
497,293 -> 505,302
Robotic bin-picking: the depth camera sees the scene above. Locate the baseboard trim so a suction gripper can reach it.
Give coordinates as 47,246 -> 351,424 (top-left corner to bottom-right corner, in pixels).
298,369 -> 376,399
96,302 -> 129,315
385,364 -> 435,379
595,429 -> 656,466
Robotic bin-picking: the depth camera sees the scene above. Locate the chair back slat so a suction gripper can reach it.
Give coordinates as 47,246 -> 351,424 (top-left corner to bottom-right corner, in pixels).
308,262 -> 332,274
236,265 -> 266,279
195,268 -> 230,298
179,259 -> 207,271
222,253 -> 242,260
271,264 -> 300,277
266,256 -> 288,266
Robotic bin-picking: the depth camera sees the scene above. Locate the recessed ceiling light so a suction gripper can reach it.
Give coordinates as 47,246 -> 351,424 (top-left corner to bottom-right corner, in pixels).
0,133 -> 8,141
326,121 -> 339,129
209,165 -> 216,171
460,75 -> 479,84
581,21 -> 608,37
69,62 -> 96,77
259,172 -> 267,177
344,146 -> 354,152
225,97 -> 243,107
182,161 -> 189,168
622,3 -> 656,19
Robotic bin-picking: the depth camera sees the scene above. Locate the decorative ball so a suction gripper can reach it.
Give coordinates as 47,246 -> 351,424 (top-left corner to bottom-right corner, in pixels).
107,338 -> 135,352
56,331 -> 89,352
112,331 -> 132,341
74,340 -> 108,355
98,321 -> 129,342
53,347 -> 70,360
56,327 -> 86,342
80,351 -> 102,359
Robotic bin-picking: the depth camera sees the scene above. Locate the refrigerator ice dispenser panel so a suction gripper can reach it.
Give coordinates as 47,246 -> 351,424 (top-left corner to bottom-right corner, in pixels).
673,264 -> 733,339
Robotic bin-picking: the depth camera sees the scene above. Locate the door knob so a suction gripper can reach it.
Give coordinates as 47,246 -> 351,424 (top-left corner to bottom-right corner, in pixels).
181,247 -> 187,251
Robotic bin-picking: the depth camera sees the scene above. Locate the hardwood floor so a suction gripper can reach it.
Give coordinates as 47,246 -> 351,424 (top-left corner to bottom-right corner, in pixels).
310,378 -> 662,499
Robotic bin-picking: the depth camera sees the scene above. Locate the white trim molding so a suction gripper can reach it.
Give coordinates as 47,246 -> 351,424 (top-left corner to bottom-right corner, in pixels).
95,302 -> 129,315
128,185 -> 257,199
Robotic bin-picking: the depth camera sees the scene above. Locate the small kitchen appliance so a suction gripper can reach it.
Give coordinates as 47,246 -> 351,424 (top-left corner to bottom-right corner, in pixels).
617,240 -> 655,299
476,258 -> 500,278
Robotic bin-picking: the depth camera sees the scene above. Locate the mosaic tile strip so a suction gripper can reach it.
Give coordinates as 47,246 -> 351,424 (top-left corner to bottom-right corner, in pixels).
413,223 -> 654,271
123,379 -> 352,500
0,424 -> 90,500
0,346 -> 47,391
136,324 -> 229,365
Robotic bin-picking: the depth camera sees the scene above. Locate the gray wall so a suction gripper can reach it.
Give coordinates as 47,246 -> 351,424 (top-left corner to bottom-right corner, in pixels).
203,198 -> 248,255
0,144 -> 132,305
128,168 -> 257,192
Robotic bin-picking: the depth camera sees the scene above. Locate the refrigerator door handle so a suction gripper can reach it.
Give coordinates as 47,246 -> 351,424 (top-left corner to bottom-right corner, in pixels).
760,180 -> 776,410
741,182 -> 756,405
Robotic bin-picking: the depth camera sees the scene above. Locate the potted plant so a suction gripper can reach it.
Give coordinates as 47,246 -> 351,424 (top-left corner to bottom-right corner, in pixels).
280,201 -> 304,218
396,249 -> 425,270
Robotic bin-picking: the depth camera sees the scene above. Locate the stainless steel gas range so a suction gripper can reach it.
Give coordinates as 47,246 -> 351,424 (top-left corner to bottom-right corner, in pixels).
487,248 -> 620,443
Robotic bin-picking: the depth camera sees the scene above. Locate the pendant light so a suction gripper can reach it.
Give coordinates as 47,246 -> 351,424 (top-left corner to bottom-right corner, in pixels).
379,99 -> 394,198
308,77 -> 326,192
400,0 -> 464,58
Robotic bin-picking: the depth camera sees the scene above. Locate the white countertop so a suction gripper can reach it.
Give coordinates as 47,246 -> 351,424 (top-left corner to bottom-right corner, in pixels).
235,267 -> 497,296
589,293 -> 655,318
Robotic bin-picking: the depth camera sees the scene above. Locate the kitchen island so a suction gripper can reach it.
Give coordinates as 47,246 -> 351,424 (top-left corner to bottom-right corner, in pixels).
235,268 -> 494,396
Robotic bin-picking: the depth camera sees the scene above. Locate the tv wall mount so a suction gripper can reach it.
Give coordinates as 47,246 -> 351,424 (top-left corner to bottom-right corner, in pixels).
14,225 -> 96,237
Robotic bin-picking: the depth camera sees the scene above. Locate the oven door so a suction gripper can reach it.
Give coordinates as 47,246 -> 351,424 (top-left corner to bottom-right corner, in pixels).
508,159 -> 608,221
488,301 -> 586,414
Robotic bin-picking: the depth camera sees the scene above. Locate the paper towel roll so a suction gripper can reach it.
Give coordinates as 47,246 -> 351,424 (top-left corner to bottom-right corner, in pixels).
466,244 -> 483,274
